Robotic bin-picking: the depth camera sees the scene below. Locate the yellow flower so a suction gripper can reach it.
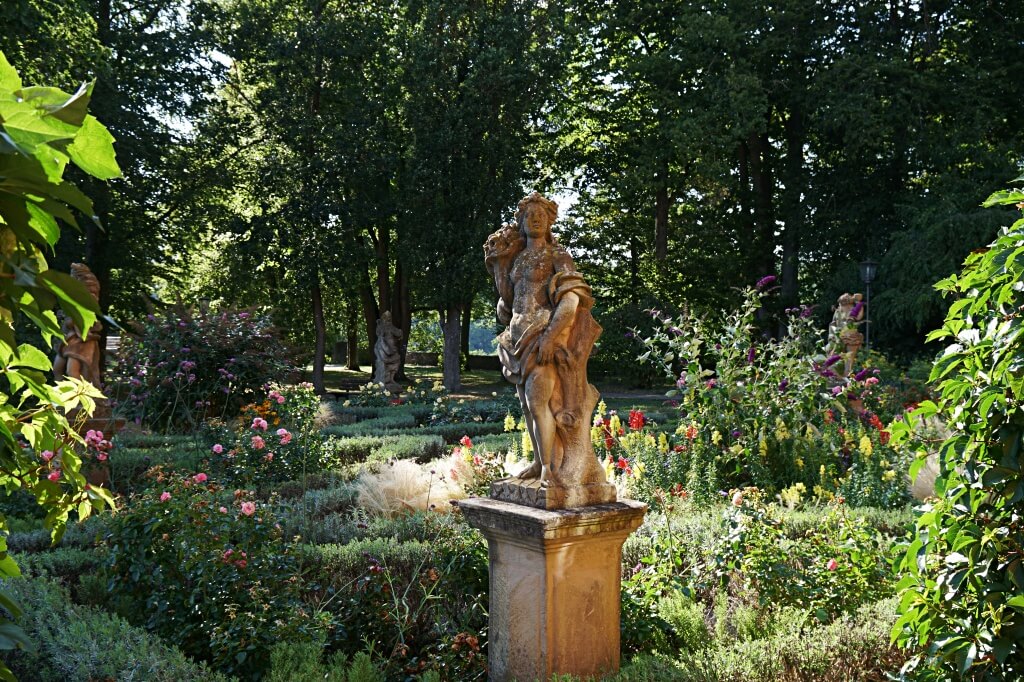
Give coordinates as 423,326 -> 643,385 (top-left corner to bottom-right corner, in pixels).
859,435 -> 873,457
609,414 -> 622,434
596,400 -> 607,418
633,461 -> 645,480
658,433 -> 669,453
759,438 -> 768,458
882,470 -> 896,482
504,413 -> 517,432
603,456 -> 614,479
521,430 -> 533,454
795,457 -> 804,469
730,443 -> 744,456
712,430 -> 722,446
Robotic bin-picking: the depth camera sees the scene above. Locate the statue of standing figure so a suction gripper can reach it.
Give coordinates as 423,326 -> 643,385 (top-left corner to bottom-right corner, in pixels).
828,292 -> 865,377
484,192 -> 614,509
373,311 -> 403,391
53,262 -> 103,388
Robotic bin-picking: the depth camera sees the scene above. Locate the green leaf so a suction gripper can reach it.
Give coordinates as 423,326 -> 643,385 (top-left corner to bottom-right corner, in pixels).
66,115 -> 120,180
1,110 -> 78,151
36,269 -> 98,335
12,343 -> 51,371
0,52 -> 21,93
21,81 -> 93,127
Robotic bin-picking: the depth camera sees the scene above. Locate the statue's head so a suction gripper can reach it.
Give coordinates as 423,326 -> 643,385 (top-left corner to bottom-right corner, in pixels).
70,262 -> 100,301
381,311 -> 392,323
514,192 -> 558,243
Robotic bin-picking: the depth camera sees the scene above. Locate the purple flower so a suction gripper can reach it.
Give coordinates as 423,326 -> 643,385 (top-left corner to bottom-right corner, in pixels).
669,326 -> 683,337
778,379 -> 789,392
800,305 -> 815,319
755,275 -> 777,290
853,368 -> 870,381
831,386 -> 843,396
824,354 -> 842,368
747,347 -> 757,364
624,331 -> 634,339
731,429 -> 742,438
849,301 -> 864,319
820,369 -> 837,379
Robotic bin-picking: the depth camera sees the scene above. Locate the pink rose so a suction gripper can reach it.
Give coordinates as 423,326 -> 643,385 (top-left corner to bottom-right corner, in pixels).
276,395 -> 285,404
251,417 -> 268,431
251,435 -> 265,450
193,473 -> 208,483
96,453 -> 108,462
219,506 -> 228,514
731,491 -> 744,507
47,470 -> 61,482
827,558 -> 838,571
865,377 -> 879,386
160,491 -> 172,502
264,453 -> 274,462
276,428 -> 292,445
240,501 -> 256,516
40,450 -> 55,462
212,444 -> 224,454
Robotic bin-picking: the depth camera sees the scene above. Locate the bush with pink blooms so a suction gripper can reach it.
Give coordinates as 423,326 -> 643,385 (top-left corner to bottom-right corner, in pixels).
112,303 -> 299,431
104,469 -> 315,679
209,383 -> 331,485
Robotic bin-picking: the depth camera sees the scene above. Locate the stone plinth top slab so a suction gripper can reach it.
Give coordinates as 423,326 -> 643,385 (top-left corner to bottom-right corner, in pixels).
457,496 -> 646,541
490,477 -> 617,510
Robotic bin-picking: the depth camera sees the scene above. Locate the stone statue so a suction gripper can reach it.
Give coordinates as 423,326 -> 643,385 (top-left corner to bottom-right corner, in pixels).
373,311 -> 403,391
53,262 -> 102,388
484,192 -> 614,509
828,292 -> 864,376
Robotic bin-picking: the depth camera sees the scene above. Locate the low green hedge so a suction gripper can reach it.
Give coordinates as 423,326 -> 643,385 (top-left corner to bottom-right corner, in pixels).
1,577 -> 229,682
111,445 -> 208,491
297,538 -> 434,588
326,434 -> 447,465
112,432 -> 199,449
6,516 -> 108,555
322,413 -> 419,437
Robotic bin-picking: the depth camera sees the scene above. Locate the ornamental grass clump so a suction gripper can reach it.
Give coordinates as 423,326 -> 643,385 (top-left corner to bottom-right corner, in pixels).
112,304 -> 298,431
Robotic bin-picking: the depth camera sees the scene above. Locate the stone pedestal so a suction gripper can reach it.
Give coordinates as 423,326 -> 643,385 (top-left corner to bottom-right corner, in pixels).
459,497 -> 646,682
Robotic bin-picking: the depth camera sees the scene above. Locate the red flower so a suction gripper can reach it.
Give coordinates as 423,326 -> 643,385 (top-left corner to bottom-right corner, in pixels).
824,409 -> 834,424
879,431 -> 891,445
460,436 -> 473,448
685,425 -> 698,440
603,423 -> 615,450
673,444 -> 686,453
628,409 -> 646,430
826,559 -> 838,571
869,414 -> 884,431
616,456 -> 629,470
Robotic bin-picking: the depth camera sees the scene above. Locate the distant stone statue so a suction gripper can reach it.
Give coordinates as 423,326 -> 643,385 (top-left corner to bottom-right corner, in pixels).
484,192 -> 613,508
53,262 -> 102,388
373,311 -> 403,390
828,292 -> 865,376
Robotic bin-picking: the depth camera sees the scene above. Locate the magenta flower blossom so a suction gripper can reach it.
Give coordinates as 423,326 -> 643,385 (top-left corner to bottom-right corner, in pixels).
212,443 -> 224,454
160,491 -> 172,502
47,470 -> 61,482
778,379 -> 789,392
755,275 -> 777,290
853,368 -> 870,381
41,450 -> 55,462
746,347 -> 757,364
193,473 -> 208,484
823,354 -> 842,368
251,417 -> 268,431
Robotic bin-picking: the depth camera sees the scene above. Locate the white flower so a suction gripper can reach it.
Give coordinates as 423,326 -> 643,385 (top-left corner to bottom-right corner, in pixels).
383,390 -> 391,396
343,400 -> 351,407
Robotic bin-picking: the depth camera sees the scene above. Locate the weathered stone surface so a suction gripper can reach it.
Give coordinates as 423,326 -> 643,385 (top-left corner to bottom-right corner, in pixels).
373,311 -> 403,390
490,477 -> 616,510
484,192 -> 610,507
459,497 -> 646,682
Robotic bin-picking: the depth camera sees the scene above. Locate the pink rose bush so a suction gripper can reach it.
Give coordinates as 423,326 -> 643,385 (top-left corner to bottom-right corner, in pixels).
106,471 -> 306,679
209,383 -> 332,484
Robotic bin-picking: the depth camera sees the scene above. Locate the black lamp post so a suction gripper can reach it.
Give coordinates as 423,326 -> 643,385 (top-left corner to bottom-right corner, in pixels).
859,259 -> 878,351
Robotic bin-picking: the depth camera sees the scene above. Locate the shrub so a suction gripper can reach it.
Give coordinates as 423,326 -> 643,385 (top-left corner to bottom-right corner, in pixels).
209,383 -> 334,485
2,577 -> 229,682
323,412 -> 419,437
112,303 -> 298,431
890,186 -> 1024,679
326,434 -> 447,466
111,444 -> 208,492
637,285 -> 911,506
105,471 -> 314,679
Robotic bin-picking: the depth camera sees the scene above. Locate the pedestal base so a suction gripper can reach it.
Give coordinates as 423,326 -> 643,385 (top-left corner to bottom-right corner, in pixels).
459,497 -> 646,682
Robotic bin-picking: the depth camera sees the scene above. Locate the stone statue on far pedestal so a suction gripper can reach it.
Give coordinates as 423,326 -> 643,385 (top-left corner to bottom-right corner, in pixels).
53,262 -> 102,387
373,311 -> 403,391
828,292 -> 865,377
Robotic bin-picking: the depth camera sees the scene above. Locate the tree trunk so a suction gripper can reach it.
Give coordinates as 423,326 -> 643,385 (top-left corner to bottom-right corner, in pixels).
359,281 -> 378,376
628,232 -> 641,305
391,259 -> 410,380
460,296 -> 472,367
346,302 -> 360,371
780,108 -> 805,313
654,159 -> 669,261
438,303 -> 462,391
747,128 -> 776,279
311,276 -> 327,393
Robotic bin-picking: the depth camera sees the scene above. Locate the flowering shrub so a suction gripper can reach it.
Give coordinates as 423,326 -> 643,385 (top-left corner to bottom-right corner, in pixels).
637,285 -> 910,507
112,304 -> 297,431
403,378 -> 447,405
429,391 -> 517,425
210,383 -> 331,485
105,470 -> 314,679
346,381 -> 401,407
703,489 -> 892,622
